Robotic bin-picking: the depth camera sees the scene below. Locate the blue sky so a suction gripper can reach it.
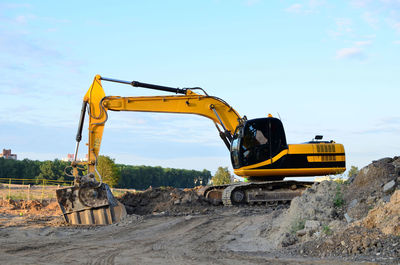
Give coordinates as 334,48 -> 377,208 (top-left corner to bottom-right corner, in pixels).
0,0 -> 399,176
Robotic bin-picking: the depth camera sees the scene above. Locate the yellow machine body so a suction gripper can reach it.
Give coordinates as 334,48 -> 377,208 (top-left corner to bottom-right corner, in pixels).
57,75 -> 345,225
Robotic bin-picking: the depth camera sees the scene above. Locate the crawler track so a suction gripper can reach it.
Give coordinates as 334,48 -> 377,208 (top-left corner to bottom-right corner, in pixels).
198,181 -> 313,206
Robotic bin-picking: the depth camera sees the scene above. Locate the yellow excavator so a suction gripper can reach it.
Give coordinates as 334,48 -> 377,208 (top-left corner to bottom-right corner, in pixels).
56,75 -> 346,225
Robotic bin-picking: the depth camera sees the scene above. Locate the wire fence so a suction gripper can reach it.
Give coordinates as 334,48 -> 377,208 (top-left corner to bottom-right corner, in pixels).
0,178 -> 73,202
0,178 -> 136,202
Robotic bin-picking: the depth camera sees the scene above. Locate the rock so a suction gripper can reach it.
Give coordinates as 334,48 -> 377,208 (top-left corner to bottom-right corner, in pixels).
362,238 -> 371,248
305,220 -> 320,231
281,233 -> 298,247
348,199 -> 358,209
184,215 -> 193,221
296,229 -> 307,237
392,157 -> 400,167
383,180 -> 396,194
383,195 -> 391,203
181,193 -> 192,204
344,213 -> 353,223
373,157 -> 393,164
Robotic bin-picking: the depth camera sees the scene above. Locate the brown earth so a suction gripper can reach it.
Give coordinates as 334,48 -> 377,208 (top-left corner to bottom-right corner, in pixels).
359,190 -> 400,235
0,156 -> 399,264
119,186 -> 217,216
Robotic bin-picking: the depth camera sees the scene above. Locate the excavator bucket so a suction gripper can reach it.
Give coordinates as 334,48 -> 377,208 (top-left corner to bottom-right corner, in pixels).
56,183 -> 126,225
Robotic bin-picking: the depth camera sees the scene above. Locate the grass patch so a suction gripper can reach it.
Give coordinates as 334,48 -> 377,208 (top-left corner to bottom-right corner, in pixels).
333,183 -> 345,208
322,225 -> 332,235
290,219 -> 305,234
6,194 -> 26,200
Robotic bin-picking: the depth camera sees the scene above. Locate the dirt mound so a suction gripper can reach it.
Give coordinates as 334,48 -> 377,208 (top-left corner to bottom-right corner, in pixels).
344,157 -> 400,220
118,186 -> 214,216
359,190 -> 400,235
286,181 -> 344,222
298,226 -> 400,261
274,181 -> 346,247
277,157 -> 400,260
0,199 -> 61,216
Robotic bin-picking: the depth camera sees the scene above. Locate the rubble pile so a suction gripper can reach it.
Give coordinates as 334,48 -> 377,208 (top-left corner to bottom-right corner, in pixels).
344,157 -> 400,220
359,190 -> 400,235
280,156 -> 400,261
276,180 -> 347,247
299,226 -> 399,260
119,186 -> 214,216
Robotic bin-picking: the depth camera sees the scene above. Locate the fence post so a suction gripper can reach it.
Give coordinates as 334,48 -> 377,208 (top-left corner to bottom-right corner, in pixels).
41,179 -> 45,203
27,184 -> 31,201
8,178 -> 11,200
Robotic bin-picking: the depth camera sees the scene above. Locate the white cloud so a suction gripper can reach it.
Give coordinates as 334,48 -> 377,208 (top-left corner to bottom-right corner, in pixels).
336,18 -> 352,28
329,18 -> 353,38
285,1 -> 325,14
111,153 -> 232,173
336,47 -> 366,60
392,21 -> 400,32
286,3 -> 303,13
362,12 -> 379,28
350,0 -> 372,8
354,40 -> 372,46
308,0 -> 325,8
14,14 -> 36,24
394,40 -> 400,44
0,3 -> 31,9
244,0 -> 261,6
380,0 -> 400,7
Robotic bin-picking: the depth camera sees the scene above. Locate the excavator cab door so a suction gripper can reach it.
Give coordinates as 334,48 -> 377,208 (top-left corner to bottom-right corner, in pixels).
230,117 -> 287,169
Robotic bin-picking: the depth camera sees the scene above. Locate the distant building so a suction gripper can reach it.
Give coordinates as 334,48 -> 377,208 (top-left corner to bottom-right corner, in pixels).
0,149 -> 17,160
62,153 -> 88,162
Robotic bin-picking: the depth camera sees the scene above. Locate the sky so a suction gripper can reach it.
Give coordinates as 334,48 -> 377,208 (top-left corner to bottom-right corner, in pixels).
0,0 -> 399,177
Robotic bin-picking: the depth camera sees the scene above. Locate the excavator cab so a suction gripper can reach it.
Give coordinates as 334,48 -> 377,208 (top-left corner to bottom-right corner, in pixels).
231,117 -> 287,170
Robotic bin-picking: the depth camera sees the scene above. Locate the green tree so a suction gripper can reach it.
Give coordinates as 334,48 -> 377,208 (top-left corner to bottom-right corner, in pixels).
348,165 -> 359,179
211,167 -> 232,185
96,156 -> 120,187
37,159 -> 67,181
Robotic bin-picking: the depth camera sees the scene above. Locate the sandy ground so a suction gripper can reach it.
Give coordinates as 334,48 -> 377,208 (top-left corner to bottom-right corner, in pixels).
0,205 -> 385,265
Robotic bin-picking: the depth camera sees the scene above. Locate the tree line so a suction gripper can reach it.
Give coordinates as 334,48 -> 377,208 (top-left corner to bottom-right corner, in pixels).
0,157 -> 212,189
0,158 -> 72,183
117,164 -> 212,190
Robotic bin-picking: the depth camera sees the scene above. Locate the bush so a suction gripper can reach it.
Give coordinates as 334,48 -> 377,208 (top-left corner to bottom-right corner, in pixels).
333,183 -> 345,208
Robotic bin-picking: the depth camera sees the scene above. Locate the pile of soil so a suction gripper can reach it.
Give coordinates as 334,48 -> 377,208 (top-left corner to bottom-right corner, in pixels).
344,157 -> 400,220
275,181 -> 347,247
359,190 -> 400,235
118,186 -> 215,216
298,226 -> 399,261
0,199 -> 61,216
286,180 -> 345,223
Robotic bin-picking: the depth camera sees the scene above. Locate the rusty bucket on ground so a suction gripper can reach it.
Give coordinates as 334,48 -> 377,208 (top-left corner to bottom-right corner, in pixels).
56,183 -> 126,225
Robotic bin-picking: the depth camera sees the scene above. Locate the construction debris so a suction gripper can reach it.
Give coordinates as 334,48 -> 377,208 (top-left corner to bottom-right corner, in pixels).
119,186 -> 215,216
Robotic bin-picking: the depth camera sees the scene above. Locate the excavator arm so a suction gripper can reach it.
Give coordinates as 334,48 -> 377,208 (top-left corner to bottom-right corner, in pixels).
78,75 -> 242,175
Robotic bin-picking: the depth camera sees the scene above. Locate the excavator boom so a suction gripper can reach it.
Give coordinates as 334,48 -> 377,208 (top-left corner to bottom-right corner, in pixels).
81,75 -> 242,173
